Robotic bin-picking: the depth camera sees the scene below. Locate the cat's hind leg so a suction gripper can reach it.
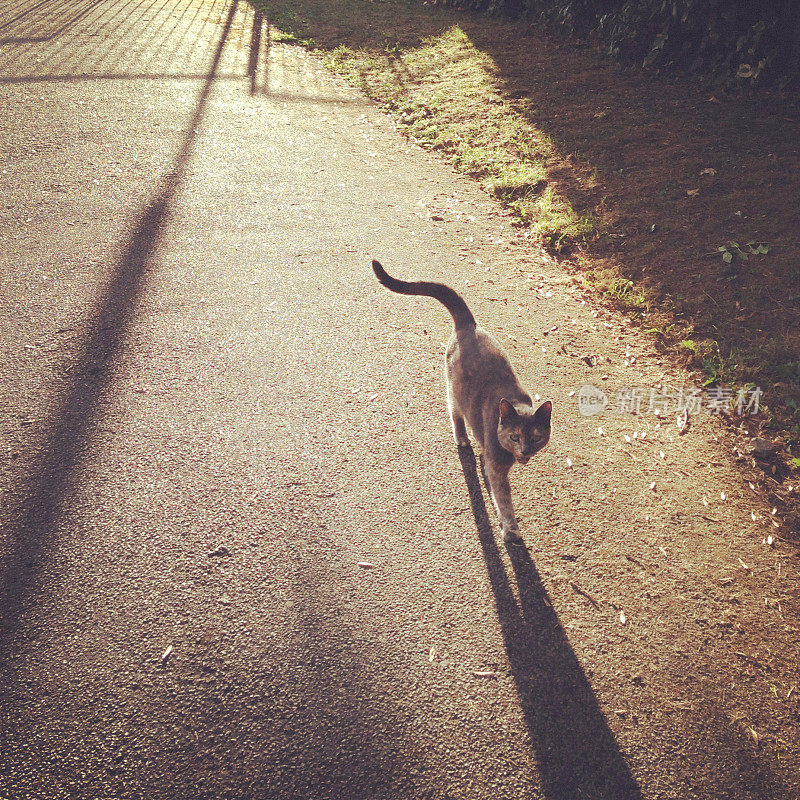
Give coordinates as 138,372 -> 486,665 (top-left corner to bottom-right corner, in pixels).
446,388 -> 470,448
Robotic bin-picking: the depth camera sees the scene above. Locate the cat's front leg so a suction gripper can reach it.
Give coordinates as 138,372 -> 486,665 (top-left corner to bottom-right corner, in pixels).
483,457 -> 520,542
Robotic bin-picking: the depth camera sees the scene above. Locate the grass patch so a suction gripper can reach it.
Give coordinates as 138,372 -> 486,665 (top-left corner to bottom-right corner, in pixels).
272,30 -> 315,47
254,6 -> 601,253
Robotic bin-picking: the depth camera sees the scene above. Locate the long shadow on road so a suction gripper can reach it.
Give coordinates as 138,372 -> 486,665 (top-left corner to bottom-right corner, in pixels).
458,445 -> 643,800
0,0 -> 240,655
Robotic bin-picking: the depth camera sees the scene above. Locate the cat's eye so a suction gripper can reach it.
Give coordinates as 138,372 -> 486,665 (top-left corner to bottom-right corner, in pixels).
510,434 -> 520,442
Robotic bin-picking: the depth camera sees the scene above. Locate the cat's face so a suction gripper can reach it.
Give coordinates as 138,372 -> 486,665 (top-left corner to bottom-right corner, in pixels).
497,399 -> 552,464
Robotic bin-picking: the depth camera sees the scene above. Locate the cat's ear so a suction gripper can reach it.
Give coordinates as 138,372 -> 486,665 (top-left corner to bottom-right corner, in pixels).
499,398 -> 518,422
534,400 -> 552,426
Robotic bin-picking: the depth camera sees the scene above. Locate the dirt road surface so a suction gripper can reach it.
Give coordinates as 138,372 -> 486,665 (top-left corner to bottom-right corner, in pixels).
1,1 -> 799,798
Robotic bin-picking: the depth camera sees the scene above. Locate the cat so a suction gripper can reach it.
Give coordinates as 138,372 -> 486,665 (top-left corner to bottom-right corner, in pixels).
372,259 -> 551,542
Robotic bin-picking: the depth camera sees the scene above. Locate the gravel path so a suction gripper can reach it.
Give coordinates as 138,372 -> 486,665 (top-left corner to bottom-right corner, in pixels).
1,1 -> 799,798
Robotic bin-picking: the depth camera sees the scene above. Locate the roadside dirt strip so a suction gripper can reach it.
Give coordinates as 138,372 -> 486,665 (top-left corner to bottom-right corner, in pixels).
1,1 -> 798,798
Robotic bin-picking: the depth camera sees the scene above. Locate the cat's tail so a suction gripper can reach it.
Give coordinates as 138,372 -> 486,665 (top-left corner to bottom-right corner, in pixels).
372,260 -> 476,330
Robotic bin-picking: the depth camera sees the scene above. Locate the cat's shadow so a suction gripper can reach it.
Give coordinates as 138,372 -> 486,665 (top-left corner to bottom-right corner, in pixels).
457,444 -> 642,800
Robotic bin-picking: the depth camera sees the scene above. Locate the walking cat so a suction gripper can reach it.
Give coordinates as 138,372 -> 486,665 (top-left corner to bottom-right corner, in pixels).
372,260 -> 551,542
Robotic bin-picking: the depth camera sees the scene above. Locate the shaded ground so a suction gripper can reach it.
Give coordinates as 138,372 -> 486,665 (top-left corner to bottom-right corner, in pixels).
1,1 -> 800,799
476,30 -> 800,421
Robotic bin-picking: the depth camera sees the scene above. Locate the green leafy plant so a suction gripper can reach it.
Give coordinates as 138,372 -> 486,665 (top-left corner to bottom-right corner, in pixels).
718,240 -> 770,264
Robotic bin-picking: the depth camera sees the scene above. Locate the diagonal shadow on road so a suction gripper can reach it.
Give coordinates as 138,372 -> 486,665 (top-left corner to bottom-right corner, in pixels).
0,0 -> 103,44
458,444 -> 643,800
246,4 -> 269,94
0,0 -> 240,653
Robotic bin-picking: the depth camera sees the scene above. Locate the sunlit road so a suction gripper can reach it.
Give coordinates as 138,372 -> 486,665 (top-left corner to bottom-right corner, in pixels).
1,2 -> 799,799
